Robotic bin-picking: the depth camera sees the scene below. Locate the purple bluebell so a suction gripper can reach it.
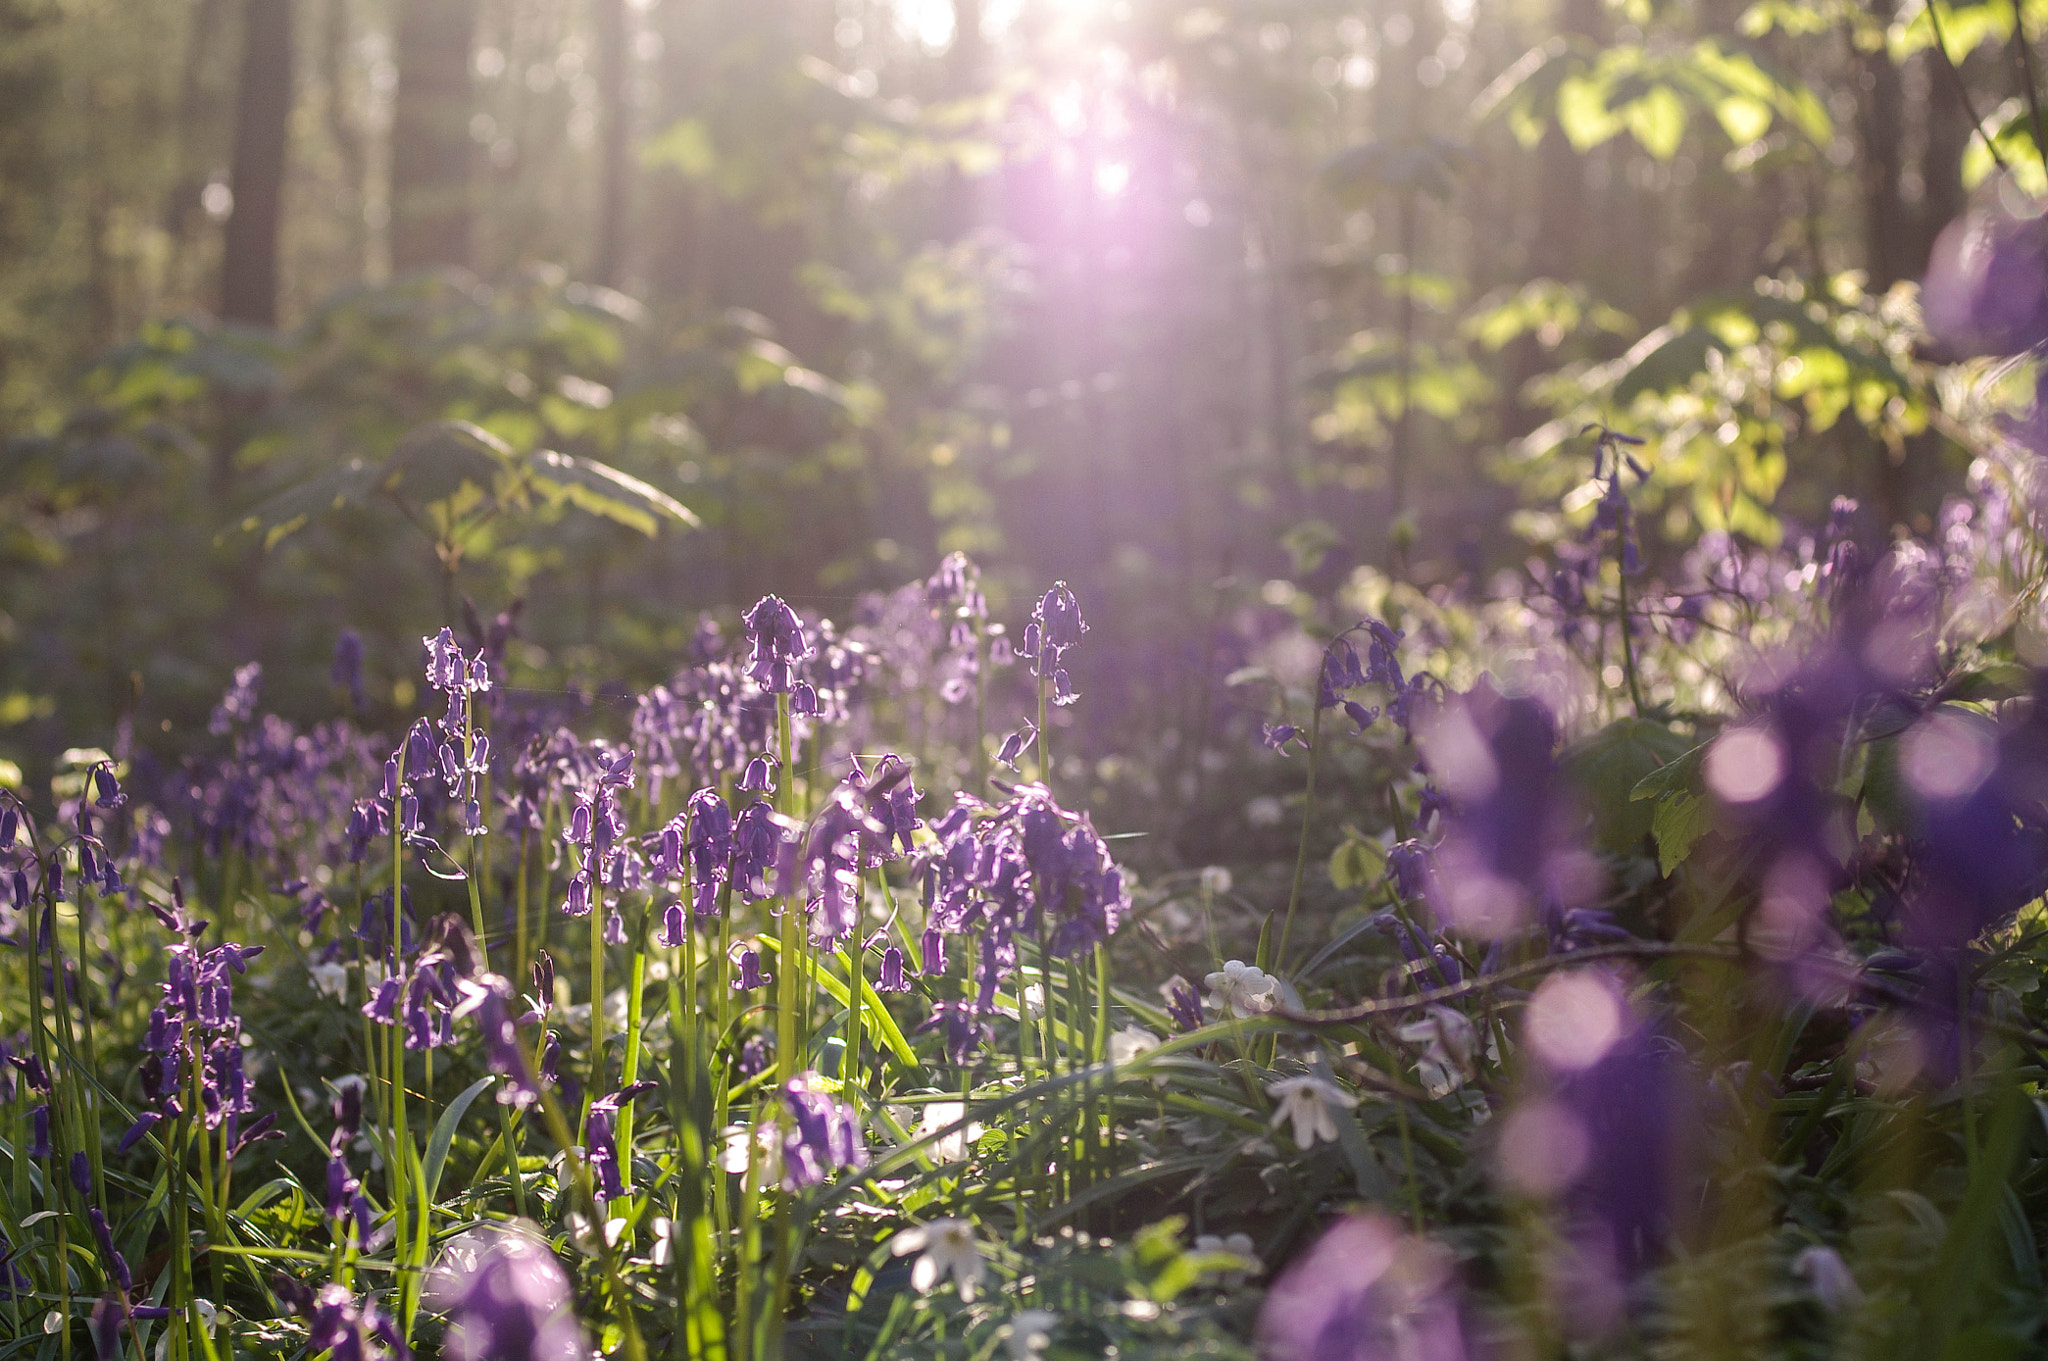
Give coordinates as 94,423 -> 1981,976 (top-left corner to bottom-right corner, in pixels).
209,661 -> 263,736
586,1096 -> 628,1200
91,1294 -> 124,1360
732,948 -> 771,991
333,628 -> 366,709
298,1281 -> 411,1361
1318,634 -> 1370,711
738,755 -> 776,794
781,1071 -> 867,1187
918,1000 -> 990,1063
1163,976 -> 1205,1031
87,1209 -> 130,1293
117,1112 -> 160,1153
877,946 -> 910,993
920,926 -> 946,975
743,594 -> 813,694
1417,681 -> 1592,940
994,721 -> 1037,771
456,975 -> 539,1109
1262,723 -> 1303,755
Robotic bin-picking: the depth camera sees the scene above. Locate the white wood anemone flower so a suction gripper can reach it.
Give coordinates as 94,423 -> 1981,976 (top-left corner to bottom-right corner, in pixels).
1204,959 -> 1278,1018
891,1218 -> 987,1302
1266,1074 -> 1360,1149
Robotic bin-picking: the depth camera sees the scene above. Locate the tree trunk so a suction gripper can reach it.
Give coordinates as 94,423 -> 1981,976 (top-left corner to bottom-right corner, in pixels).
389,0 -> 475,271
592,0 -> 630,286
221,0 -> 295,326
320,0 -> 367,281
1854,2 -> 1912,286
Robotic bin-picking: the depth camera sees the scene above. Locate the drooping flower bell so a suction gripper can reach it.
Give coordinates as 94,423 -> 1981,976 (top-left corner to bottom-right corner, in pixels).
743,595 -> 814,694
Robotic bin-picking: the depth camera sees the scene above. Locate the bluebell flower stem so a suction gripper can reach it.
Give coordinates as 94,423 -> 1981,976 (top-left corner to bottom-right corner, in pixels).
386,748 -> 413,1330
619,943 -> 647,1153
1276,703 -> 1324,970
1615,561 -> 1645,716
462,706 -> 527,1218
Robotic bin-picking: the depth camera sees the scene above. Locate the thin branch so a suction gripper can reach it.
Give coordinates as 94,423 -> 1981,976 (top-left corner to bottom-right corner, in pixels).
1926,0 -> 2014,176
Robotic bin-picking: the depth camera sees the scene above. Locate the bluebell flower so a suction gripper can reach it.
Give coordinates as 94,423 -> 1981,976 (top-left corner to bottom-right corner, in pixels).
332,628 -> 366,709
920,926 -> 947,975
1162,976 -> 1205,1032
87,1209 -> 130,1294
732,947 -> 771,991
918,1000 -> 990,1063
877,946 -> 911,993
586,1096 -> 628,1200
1262,723 -> 1304,755
743,595 -> 813,694
738,755 -> 776,794
994,721 -> 1037,771
780,1071 -> 867,1187
1922,199 -> 2048,359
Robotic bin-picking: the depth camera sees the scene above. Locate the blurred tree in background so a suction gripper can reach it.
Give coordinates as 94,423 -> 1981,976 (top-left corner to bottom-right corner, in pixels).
0,0 -> 2025,801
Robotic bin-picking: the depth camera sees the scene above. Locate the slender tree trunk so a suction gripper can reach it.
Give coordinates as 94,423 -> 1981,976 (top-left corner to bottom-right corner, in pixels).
321,0 -> 367,281
221,0 -> 296,326
389,0 -> 475,271
593,0 -> 630,286
165,0 -> 228,295
1854,1 -> 1912,286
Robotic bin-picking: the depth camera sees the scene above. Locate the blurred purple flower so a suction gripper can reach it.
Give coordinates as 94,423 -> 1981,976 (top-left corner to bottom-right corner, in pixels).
430,1223 -> 584,1361
1256,1213 -> 1468,1361
1922,199 -> 2048,360
782,1071 -> 867,1188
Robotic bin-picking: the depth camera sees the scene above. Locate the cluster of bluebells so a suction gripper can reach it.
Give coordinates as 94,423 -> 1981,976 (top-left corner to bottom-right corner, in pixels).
128,878 -> 270,1156
560,744 -> 638,945
915,782 -> 1131,1059
325,1080 -> 375,1244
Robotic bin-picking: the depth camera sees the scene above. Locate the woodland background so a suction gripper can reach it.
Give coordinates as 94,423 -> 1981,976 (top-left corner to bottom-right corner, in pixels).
0,0 -> 2005,794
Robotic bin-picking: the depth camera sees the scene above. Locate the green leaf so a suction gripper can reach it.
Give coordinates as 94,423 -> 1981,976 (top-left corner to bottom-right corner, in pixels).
1565,717 -> 1695,853
421,1076 -> 497,1209
526,449 -> 701,535
1330,834 -> 1386,891
1623,84 -> 1688,159
1651,792 -> 1712,876
227,458 -> 387,550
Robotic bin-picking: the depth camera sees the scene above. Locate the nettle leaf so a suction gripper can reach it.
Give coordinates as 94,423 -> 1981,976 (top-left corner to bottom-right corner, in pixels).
1566,717 -> 1695,853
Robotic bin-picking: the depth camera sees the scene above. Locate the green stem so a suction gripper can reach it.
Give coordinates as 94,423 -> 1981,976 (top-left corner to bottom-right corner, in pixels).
1276,703 -> 1324,969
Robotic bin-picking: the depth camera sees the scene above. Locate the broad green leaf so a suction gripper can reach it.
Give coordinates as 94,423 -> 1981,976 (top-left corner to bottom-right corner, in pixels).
1557,74 -> 1622,149
1715,93 -> 1773,144
1565,716 -> 1694,853
1624,85 -> 1688,160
